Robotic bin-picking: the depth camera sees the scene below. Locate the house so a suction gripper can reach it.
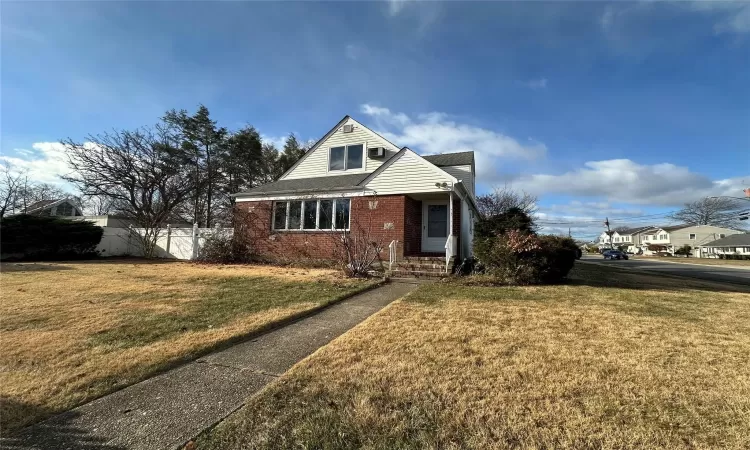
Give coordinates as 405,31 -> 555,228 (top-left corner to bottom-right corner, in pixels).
596,226 -> 657,252
699,234 -> 750,259
597,224 -> 742,256
21,198 -> 83,217
640,224 -> 742,256
232,115 -> 478,273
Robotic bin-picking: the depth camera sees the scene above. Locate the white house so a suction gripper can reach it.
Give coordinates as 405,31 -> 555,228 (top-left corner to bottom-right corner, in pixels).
232,115 -> 479,275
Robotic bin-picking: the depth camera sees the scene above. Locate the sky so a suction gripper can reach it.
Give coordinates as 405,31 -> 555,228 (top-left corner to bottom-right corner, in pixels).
2,0 -> 749,239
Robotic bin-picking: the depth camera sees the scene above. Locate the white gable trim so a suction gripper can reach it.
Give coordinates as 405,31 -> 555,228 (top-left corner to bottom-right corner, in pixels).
279,115 -> 403,180
278,115 -> 350,180
359,147 -> 458,186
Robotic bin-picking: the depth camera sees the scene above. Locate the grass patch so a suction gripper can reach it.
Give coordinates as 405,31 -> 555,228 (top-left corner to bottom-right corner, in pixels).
197,263 -> 750,450
0,260 -> 373,433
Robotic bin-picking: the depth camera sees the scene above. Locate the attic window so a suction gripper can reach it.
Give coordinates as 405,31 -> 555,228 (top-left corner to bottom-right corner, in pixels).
56,202 -> 73,216
329,144 -> 363,171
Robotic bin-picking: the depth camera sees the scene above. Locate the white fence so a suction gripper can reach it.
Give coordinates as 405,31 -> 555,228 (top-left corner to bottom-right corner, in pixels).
97,225 -> 231,260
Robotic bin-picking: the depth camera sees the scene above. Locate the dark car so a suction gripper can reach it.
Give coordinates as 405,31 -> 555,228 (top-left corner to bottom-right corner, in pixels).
603,250 -> 629,260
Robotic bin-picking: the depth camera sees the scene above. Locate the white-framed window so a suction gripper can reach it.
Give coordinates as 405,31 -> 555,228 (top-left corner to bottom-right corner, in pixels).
689,233 -> 696,240
329,144 -> 364,171
660,234 -> 667,240
272,198 -> 351,231
645,236 -> 650,241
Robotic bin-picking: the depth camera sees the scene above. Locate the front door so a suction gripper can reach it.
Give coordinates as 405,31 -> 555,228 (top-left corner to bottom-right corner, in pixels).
422,202 -> 449,253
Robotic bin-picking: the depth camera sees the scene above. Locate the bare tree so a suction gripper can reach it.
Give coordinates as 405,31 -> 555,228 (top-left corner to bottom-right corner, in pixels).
61,126 -> 197,257
669,197 -> 745,229
1,163 -> 26,217
81,195 -> 119,215
476,186 -> 537,219
332,198 -> 385,277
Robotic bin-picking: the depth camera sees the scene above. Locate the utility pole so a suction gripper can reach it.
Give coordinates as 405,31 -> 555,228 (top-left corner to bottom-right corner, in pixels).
568,227 -> 571,238
604,217 -> 613,250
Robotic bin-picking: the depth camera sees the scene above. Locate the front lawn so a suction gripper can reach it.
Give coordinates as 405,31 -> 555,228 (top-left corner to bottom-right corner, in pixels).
0,260 -> 373,433
198,264 -> 750,449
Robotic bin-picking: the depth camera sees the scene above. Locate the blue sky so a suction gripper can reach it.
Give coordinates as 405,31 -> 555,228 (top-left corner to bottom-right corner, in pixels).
2,1 -> 748,238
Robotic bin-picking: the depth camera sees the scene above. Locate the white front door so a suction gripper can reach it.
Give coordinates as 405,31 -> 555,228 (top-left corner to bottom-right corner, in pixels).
422,202 -> 449,253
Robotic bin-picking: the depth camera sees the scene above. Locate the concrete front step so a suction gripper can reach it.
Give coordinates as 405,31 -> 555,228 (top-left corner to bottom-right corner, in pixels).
387,269 -> 449,279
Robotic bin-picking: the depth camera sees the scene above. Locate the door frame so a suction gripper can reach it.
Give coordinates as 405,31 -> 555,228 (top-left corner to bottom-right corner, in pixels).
421,201 -> 449,253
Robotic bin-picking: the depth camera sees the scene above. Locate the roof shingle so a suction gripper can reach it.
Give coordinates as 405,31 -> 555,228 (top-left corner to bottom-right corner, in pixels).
702,233 -> 750,247
235,173 -> 369,196
422,151 -> 474,167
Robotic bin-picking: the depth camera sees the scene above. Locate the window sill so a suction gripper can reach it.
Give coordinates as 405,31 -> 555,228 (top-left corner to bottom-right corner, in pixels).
272,229 -> 350,233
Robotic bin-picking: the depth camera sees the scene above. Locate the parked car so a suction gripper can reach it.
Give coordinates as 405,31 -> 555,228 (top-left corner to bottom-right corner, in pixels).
603,250 -> 629,260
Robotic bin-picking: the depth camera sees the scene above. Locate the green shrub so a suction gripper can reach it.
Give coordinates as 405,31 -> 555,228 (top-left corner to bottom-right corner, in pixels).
675,244 -> 692,257
475,207 -> 535,240
473,231 -> 578,285
0,214 -> 103,261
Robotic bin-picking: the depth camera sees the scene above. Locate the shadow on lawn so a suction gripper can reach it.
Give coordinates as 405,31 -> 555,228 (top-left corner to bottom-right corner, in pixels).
0,257 -> 182,273
0,398 -> 126,450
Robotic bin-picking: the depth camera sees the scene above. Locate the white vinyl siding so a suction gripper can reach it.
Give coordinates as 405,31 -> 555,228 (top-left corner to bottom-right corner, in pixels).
365,151 -> 454,195
283,118 -> 399,179
439,165 -> 474,197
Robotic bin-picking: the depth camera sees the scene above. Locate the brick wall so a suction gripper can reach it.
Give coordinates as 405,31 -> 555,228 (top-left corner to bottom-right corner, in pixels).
235,194 -> 462,261
235,195 -> 409,262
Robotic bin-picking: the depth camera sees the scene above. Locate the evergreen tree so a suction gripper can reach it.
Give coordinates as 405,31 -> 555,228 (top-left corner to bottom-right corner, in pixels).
277,134 -> 307,176
163,105 -> 227,227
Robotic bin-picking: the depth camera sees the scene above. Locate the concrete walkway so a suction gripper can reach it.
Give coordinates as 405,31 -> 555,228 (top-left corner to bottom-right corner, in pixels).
2,282 -> 418,450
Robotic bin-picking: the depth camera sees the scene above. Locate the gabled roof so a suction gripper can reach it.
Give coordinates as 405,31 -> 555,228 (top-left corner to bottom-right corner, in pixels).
660,224 -> 691,232
702,233 -> 750,247
234,173 -> 369,196
421,151 -> 474,167
23,199 -> 59,213
616,226 -> 657,235
277,115 -> 403,180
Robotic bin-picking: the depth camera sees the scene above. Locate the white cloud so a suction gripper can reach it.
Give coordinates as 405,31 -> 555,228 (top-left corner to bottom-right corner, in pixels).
521,78 -> 548,90
509,159 -> 749,207
359,104 -> 546,184
387,0 -> 407,16
261,135 -> 288,150
0,142 -> 73,186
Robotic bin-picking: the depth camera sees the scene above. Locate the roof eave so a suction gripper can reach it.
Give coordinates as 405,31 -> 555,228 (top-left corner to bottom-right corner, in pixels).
233,186 -> 366,198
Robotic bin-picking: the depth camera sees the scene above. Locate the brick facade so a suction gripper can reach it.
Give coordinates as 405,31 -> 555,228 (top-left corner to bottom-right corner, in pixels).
236,194 -> 461,262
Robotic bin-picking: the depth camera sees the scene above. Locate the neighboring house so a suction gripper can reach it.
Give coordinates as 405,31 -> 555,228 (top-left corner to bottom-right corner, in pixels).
641,224 -> 742,256
699,234 -> 750,259
21,198 -> 83,217
597,224 -> 742,256
233,115 -> 478,271
596,226 -> 656,252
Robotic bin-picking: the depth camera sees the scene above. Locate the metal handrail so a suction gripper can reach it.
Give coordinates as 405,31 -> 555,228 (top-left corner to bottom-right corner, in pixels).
444,234 -> 453,273
389,240 -> 398,271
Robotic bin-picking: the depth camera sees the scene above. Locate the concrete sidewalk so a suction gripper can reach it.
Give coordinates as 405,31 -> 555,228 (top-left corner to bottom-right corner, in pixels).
1,282 -> 418,450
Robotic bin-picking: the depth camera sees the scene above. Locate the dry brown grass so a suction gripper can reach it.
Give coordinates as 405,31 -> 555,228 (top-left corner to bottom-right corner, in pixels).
198,264 -> 750,450
0,259 -> 372,433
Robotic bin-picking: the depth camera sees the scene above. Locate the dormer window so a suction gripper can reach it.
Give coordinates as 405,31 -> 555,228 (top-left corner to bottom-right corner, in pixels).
329,144 -> 363,171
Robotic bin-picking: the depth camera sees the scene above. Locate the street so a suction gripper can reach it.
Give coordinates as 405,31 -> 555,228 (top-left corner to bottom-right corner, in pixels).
580,255 -> 750,285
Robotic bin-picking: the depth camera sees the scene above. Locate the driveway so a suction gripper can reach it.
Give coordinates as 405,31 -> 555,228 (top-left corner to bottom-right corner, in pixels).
581,255 -> 750,285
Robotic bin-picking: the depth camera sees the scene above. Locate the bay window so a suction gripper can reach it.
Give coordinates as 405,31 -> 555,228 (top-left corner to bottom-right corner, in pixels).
272,198 -> 350,231
329,144 -> 364,171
